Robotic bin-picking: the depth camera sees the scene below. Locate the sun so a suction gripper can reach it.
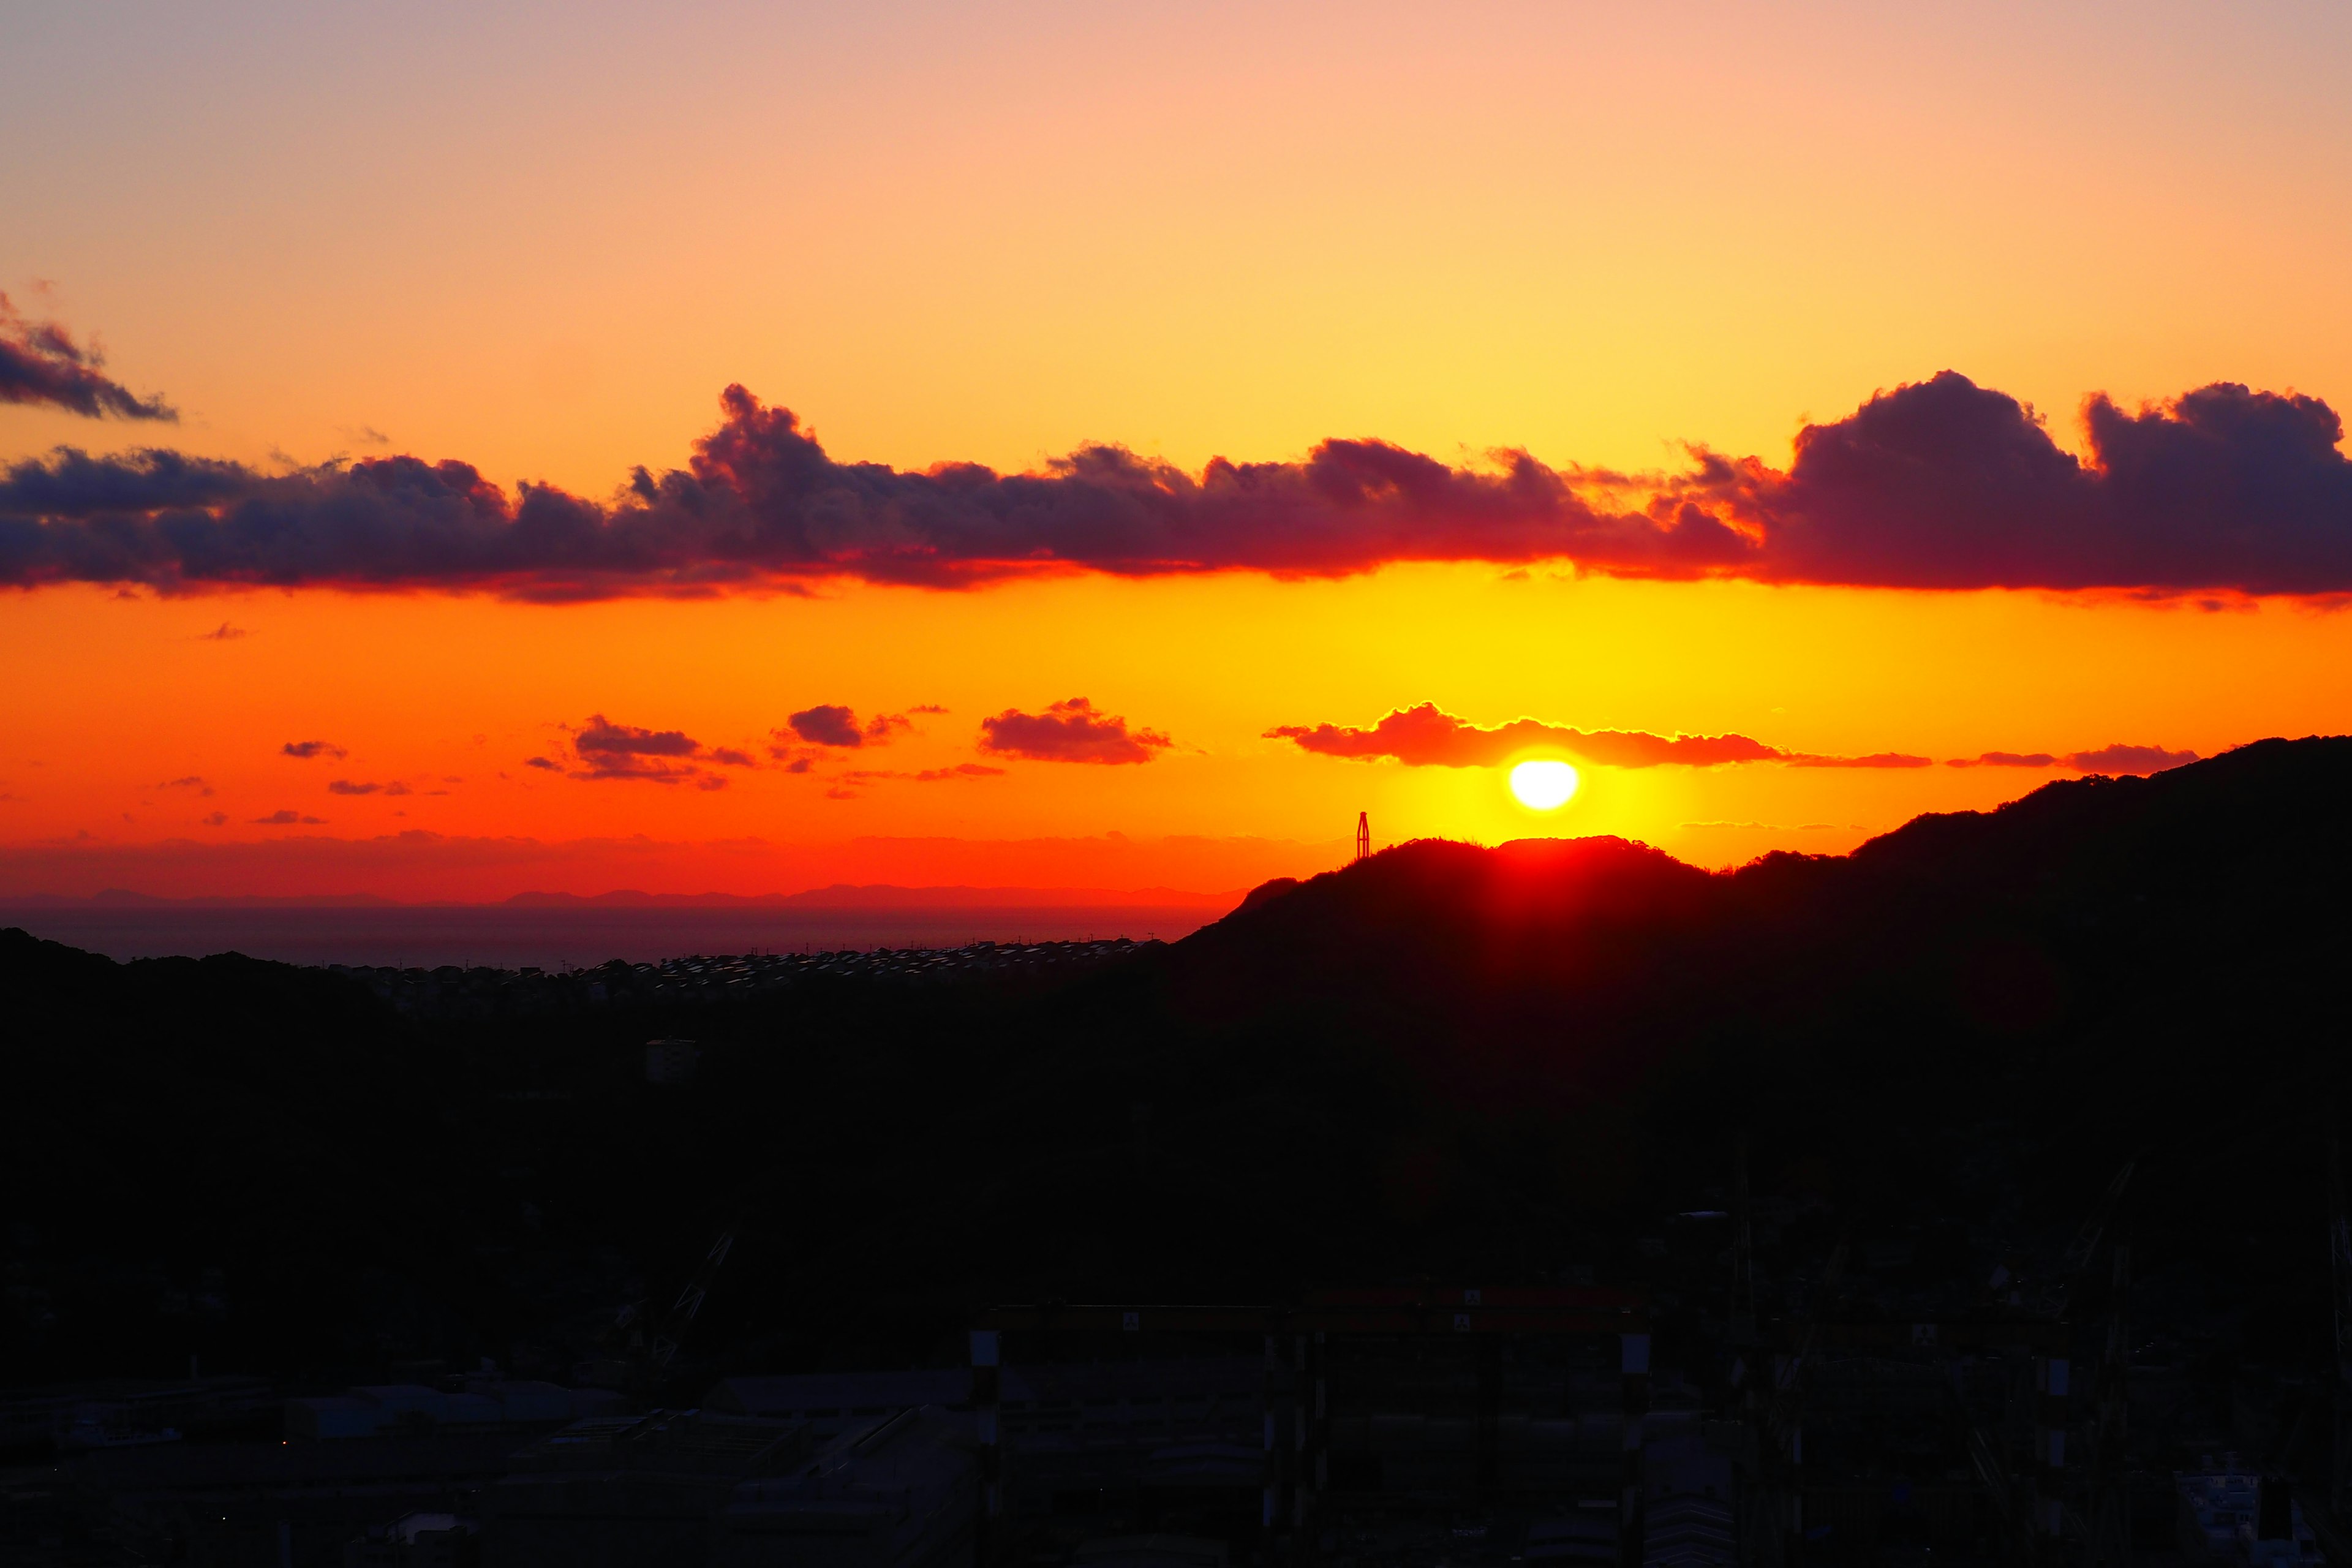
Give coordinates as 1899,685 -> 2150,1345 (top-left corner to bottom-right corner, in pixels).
1509,759 -> 1580,810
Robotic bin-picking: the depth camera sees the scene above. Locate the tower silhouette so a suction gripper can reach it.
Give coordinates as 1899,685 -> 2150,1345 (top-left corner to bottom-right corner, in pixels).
1354,811 -> 1370,862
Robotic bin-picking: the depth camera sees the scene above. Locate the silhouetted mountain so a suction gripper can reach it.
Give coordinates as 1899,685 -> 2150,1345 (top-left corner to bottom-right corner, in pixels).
7,737 -> 2352,1390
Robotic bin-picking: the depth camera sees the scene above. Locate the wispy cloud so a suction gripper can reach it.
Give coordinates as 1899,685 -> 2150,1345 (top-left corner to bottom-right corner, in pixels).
1945,744 -> 2198,775
1265,703 -> 1923,769
0,293 -> 175,421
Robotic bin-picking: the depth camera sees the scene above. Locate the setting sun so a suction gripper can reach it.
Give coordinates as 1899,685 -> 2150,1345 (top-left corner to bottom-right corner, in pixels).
1509,760 -> 1580,811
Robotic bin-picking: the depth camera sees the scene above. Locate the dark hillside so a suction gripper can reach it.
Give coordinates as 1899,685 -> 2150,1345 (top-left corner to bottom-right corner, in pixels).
6,737 -> 2352,1389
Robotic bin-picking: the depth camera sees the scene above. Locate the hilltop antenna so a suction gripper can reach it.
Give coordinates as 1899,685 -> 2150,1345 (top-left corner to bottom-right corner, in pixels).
1354,812 -> 1370,862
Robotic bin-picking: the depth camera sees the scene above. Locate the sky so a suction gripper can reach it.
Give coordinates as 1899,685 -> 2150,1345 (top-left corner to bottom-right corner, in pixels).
4,0 -> 2352,899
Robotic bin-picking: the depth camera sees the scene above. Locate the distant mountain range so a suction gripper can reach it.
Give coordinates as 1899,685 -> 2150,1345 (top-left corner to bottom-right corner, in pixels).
0,883 -> 1242,911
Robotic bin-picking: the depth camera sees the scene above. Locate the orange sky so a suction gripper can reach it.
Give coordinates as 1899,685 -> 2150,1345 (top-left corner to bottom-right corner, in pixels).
3,568 -> 2343,895
4,1 -> 2351,897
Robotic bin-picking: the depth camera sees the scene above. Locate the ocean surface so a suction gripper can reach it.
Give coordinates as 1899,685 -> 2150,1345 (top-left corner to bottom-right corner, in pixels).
0,902 -> 1229,970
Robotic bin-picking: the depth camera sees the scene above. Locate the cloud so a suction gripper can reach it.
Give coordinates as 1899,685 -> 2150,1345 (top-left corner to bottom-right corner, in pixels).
839,763 -> 1008,785
1784,752 -> 1936,769
159,775 -> 213,795
2060,742 -> 2199,775
1945,744 -> 2198,774
0,294 -> 176,421
1267,702 -> 1815,768
4,372 -> 2349,598
570,715 -> 703,782
979,698 -> 1171,764
195,622 -> 248,641
0,386 -> 1706,597
783,704 -> 924,748
1268,703 -> 2190,774
281,740 -> 347,760
548,713 -> 753,785
1670,372 -> 2352,595
200,811 -> 227,827
327,778 -> 412,796
1948,751 -> 2059,768
577,715 -> 698,761
251,809 -> 326,825
786,704 -> 865,747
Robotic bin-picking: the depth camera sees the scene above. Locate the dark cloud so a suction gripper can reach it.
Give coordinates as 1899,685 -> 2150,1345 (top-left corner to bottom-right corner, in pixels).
0,295 -> 175,421
1948,751 -> 2059,768
252,809 -> 325,825
1267,703 -> 1794,768
4,374 -> 2347,597
551,714 -> 753,785
576,715 -> 698,760
1269,703 -> 1921,770
159,775 -> 212,795
0,386 -> 1719,597
281,740 -> 346,760
200,810 -> 227,827
786,704 -> 865,747
1946,744 -> 2197,774
783,704 -> 922,748
328,779 -> 412,796
1672,372 -> 2352,594
4,446 -> 246,519
2062,742 -> 2199,775
195,622 -> 248,641
979,698 -> 1171,764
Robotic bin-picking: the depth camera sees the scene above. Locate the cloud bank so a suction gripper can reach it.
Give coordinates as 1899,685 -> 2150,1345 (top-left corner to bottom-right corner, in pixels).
1269,702 -> 2196,776
1265,703 -> 1926,769
0,295 -> 176,422
4,373 -> 2348,597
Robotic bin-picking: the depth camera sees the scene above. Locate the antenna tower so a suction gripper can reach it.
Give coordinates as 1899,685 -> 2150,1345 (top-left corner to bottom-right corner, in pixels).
1354,812 -> 1370,862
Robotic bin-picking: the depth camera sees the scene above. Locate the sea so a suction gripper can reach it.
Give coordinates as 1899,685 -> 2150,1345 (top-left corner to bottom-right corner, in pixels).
0,900 -> 1232,970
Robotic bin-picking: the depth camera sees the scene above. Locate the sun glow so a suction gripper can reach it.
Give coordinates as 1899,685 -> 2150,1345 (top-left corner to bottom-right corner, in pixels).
1509,759 -> 1580,811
